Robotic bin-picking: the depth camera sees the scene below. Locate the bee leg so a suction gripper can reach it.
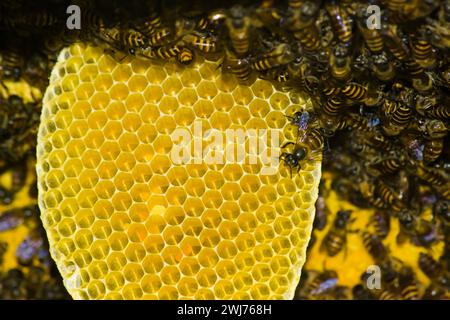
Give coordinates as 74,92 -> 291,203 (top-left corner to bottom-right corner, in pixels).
281,141 -> 295,149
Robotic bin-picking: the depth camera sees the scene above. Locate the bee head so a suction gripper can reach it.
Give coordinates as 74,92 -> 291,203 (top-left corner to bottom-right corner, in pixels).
335,210 -> 352,227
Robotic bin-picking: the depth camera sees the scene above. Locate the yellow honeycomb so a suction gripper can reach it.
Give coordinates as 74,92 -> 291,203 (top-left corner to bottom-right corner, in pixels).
36,43 -> 321,300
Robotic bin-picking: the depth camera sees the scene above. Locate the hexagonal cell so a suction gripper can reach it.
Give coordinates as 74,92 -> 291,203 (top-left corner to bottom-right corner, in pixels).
174,107 -> 195,126
125,94 -> 145,113
112,64 -> 132,82
265,110 -> 286,129
146,65 -> 167,84
162,77 -> 183,96
177,277 -> 199,297
209,111 -> 231,131
180,68 -> 201,87
109,83 -> 129,100
219,201 -> 240,220
79,64 -> 99,82
128,75 -> 147,93
190,101 -> 213,123
94,74 -> 113,92
178,88 -> 198,107
97,54 -> 117,74
84,130 -> 105,149
111,192 -> 132,212
143,85 -> 163,104
162,225 -> 184,245
183,198 -> 204,217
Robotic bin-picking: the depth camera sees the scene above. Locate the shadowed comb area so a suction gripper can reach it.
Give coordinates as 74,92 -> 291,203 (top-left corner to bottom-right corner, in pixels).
36,43 -> 321,300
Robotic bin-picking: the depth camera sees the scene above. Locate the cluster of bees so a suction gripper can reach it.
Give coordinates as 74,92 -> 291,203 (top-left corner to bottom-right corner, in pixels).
0,0 -> 449,299
0,160 -> 69,299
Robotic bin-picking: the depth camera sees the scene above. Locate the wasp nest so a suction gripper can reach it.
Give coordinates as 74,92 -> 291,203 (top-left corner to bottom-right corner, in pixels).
36,43 -> 321,300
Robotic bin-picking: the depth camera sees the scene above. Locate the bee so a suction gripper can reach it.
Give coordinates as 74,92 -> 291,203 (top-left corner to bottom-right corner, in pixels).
381,99 -> 412,136
319,116 -> 348,137
100,27 -> 148,55
255,3 -> 284,27
287,57 -> 320,94
280,127 -> 324,176
226,6 -> 251,56
124,29 -> 149,48
359,181 -> 386,210
0,48 -> 24,81
322,97 -> 345,117
325,0 -> 353,44
251,43 -> 294,72
423,284 -> 448,300
0,205 -> 37,232
136,13 -> 162,36
369,211 -> 391,239
317,8 -> 335,48
15,11 -> 60,28
434,200 -> 450,225
361,231 -> 388,262
413,161 -> 448,186
415,93 -> 438,116
329,43 -> 351,80
410,30 -> 435,68
425,18 -> 450,49
149,27 -> 172,47
139,45 -> 181,61
352,284 -> 373,300
368,155 -> 406,176
398,267 -> 420,300
356,7 -> 383,54
421,119 -> 448,139
371,53 -> 395,81
177,47 -> 194,65
423,104 -> 450,121
264,67 -> 290,84
321,75 -> 341,97
382,25 -> 409,62
22,52 -> 52,91
16,231 -> 44,266
223,50 -> 253,84
193,16 -> 210,32
377,180 -> 405,211
423,138 -> 444,163
299,269 -> 339,299
418,252 -> 443,280
398,210 -> 441,247
341,82 -> 367,101
286,110 -> 315,132
286,2 -> 322,53
183,33 -> 218,54
346,112 -> 376,132
321,210 -> 354,257
314,184 -> 329,231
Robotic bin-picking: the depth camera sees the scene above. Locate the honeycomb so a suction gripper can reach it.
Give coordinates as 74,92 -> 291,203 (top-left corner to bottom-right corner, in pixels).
36,43 -> 321,300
